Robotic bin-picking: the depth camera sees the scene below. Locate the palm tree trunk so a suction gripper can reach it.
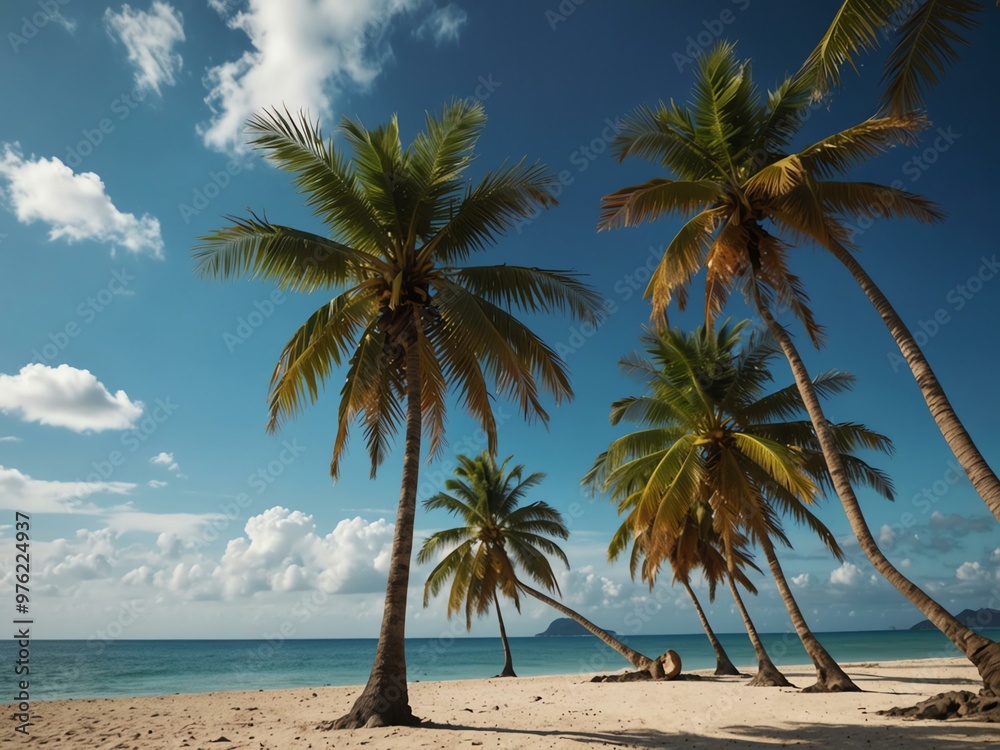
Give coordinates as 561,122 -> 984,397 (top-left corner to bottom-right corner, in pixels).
514,578 -> 656,672
493,591 -> 516,678
752,288 -> 1000,695
681,579 -> 740,676
830,244 -> 1000,523
330,337 -> 423,729
726,574 -> 794,687
758,534 -> 858,691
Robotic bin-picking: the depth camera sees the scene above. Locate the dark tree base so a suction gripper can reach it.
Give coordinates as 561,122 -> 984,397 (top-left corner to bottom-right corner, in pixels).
800,666 -> 861,693
747,661 -> 795,688
879,690 -> 1000,722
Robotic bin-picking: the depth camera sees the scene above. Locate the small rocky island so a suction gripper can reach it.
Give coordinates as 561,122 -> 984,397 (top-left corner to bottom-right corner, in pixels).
910,607 -> 1000,630
535,618 -> 617,637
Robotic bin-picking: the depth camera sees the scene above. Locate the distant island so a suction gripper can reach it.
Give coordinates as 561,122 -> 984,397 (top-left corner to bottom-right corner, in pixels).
910,608 -> 1000,630
535,618 -> 617,637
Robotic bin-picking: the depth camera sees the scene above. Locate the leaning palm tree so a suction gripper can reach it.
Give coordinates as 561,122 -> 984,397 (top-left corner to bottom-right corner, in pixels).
418,453 -> 565,678
803,0 -> 996,114
603,42 -> 1000,527
419,451 -> 676,679
599,43 -> 1000,693
193,101 -> 603,728
588,321 -> 895,691
608,501 -> 745,677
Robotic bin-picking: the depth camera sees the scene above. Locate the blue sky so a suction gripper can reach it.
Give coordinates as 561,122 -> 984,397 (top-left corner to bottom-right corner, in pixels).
0,0 -> 997,642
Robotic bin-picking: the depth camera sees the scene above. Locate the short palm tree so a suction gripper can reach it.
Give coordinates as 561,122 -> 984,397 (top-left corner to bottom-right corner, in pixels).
194,101 -> 602,728
418,453 -> 565,677
803,0 -> 995,114
610,502 -> 754,679
599,43 -> 1000,693
588,320 -> 895,691
419,451 -> 672,678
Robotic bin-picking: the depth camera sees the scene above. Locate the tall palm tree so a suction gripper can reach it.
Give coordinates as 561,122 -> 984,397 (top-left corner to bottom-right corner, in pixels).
587,320 -> 895,691
608,501 -> 745,676
194,101 -> 603,728
418,453 -> 566,678
419,451 -> 673,678
803,0 -> 996,114
599,43 -> 1000,693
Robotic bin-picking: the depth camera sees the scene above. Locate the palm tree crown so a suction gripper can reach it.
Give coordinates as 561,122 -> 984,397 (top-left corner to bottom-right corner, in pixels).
418,452 -> 569,628
196,100 -> 602,477
600,42 -> 940,344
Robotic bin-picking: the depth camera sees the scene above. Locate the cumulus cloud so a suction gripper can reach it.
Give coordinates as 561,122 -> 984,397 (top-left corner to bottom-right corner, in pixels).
413,4 -> 467,44
955,561 -> 989,582
0,145 -> 163,256
877,524 -> 896,548
0,364 -> 143,432
830,562 -> 863,587
791,573 -> 811,587
148,480 -> 168,489
199,0 -> 466,153
0,466 -> 132,514
105,2 -> 185,94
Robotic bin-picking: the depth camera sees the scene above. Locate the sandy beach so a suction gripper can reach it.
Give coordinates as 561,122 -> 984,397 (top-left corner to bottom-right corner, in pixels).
9,657 -> 998,749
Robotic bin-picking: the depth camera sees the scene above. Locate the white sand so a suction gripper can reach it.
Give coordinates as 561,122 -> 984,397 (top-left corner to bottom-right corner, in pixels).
11,658 -> 999,749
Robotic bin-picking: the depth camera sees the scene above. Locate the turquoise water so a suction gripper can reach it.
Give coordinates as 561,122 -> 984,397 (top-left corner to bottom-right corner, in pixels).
7,629 -> 997,701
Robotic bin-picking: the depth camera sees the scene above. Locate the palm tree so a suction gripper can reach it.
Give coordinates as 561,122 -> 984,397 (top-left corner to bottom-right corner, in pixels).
608,501 -> 745,676
803,0 -> 995,114
599,43 -> 1000,693
418,453 -> 565,678
419,451 -> 674,678
193,101 -> 603,728
587,320 -> 895,691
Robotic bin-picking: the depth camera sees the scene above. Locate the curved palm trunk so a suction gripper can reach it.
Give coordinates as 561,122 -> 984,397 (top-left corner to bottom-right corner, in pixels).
726,575 -> 794,687
753,291 -> 1000,695
681,580 -> 740,676
331,340 -> 422,729
831,245 -> 1000,522
759,535 -> 858,692
493,592 -> 516,677
514,578 -> 655,672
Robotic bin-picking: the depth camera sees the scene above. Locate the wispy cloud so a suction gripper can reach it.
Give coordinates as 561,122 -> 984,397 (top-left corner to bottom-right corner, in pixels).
105,2 -> 186,95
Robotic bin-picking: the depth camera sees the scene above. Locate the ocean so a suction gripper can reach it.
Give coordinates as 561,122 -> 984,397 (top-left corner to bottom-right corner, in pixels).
8,629 -> 998,702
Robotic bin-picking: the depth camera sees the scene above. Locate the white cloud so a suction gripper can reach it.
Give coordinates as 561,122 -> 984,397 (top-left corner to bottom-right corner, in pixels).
956,561 -> 988,582
0,465 -> 133,514
0,145 -> 163,256
104,510 -> 224,537
601,577 -> 622,598
830,562 -> 863,587
877,524 -> 896,548
413,4 -> 467,44
147,480 -> 168,488
199,0 -> 464,153
0,436 -> 22,443
150,452 -> 179,473
791,573 -> 811,587
0,364 -> 143,432
105,2 -> 185,94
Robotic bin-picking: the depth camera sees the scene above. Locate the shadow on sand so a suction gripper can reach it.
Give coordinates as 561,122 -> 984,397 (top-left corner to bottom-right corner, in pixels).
424,720 -> 998,748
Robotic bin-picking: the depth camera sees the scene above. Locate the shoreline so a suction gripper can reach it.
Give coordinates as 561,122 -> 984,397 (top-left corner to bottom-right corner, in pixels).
14,658 -> 999,749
